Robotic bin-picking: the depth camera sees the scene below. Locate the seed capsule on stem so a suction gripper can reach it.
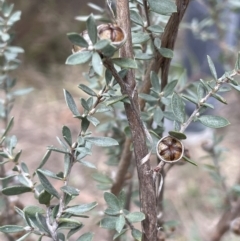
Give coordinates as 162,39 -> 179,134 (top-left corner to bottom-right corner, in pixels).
156,135 -> 184,163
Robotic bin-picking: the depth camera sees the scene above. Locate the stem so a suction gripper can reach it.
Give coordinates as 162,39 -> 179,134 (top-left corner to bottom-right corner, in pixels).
180,71 -> 237,133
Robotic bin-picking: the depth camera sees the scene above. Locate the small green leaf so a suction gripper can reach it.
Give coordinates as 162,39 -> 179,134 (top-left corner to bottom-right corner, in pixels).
67,226 -> 83,239
100,217 -> 117,230
198,115 -> 230,128
2,185 -> 32,196
92,172 -> 113,184
37,170 -> 60,199
112,58 -> 138,69
92,52 -> 103,76
153,106 -> 164,124
163,79 -> 178,97
60,186 -> 80,196
24,206 -> 45,218
78,160 -> 96,169
87,115 -> 100,126
130,10 -> 144,26
150,71 -> 160,91
207,55 -> 217,80
106,95 -> 128,106
182,156 -> 198,166
171,93 -> 185,123
78,84 -> 97,96
139,93 -> 158,102
118,190 -> 126,209
62,126 -> 72,146
134,53 -> 153,60
58,218 -> 82,230
81,118 -> 90,133
235,52 -> 240,72
126,212 -> 145,223
197,83 -> 205,101
94,39 -> 110,50
85,136 -> 118,146
36,150 -> 51,170
66,51 -> 92,65
132,32 -> 150,44
64,202 -> 97,215
158,48 -> 174,58
168,131 -> 186,140
181,94 -> 198,105
211,93 -> 227,104
230,84 -> 240,92
38,190 -> 51,205
64,89 -> 81,116
131,228 -> 142,241
147,25 -> 164,33
104,192 -> 120,211
115,215 -> 125,233
67,33 -> 89,47
148,0 -> 177,15
87,14 -> 97,44
77,232 -> 94,241
0,225 -> 24,233
105,208 -> 120,216
1,116 -> 14,138
113,229 -> 128,240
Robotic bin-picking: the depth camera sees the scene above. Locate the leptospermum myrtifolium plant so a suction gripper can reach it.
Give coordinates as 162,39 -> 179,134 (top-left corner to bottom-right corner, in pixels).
1,0 -> 240,241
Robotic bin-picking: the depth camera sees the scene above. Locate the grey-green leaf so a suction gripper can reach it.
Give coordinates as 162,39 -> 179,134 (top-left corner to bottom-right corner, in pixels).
139,93 -> 158,102
151,71 -> 160,91
37,170 -> 60,199
66,51 -> 92,65
235,52 -> 240,72
65,202 -> 97,215
198,115 -> 230,128
131,228 -> 142,241
86,14 -> 97,44
130,10 -> 144,26
104,192 -> 120,211
77,232 -> 94,241
0,225 -> 24,233
2,185 -> 32,196
67,33 -> 89,47
92,173 -> 113,184
168,131 -> 186,140
60,186 -> 80,196
100,217 -> 117,230
36,150 -> 51,170
147,25 -> 164,33
106,95 -> 128,106
158,47 -> 174,58
94,39 -> 110,50
132,32 -> 150,44
85,136 -> 118,146
92,52 -> 103,76
112,58 -> 138,69
62,126 -> 72,146
115,215 -> 125,233
126,212 -> 145,223
163,79 -> 178,97
64,89 -> 81,116
148,0 -> 177,15
78,84 -> 97,96
207,55 -> 217,80
171,92 -> 185,123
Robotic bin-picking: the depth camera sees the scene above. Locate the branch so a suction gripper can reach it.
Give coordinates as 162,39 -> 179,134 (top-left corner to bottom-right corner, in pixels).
111,137 -> 132,195
139,0 -> 190,110
115,0 -> 158,240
